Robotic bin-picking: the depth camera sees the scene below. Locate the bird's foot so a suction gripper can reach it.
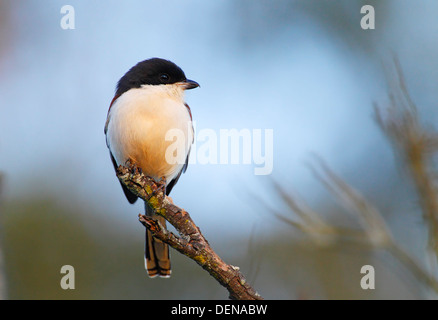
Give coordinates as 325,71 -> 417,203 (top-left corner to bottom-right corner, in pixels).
157,176 -> 167,195
124,159 -> 143,175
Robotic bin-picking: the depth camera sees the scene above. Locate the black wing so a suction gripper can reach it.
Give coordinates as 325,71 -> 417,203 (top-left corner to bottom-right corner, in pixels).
166,151 -> 190,196
110,152 -> 138,204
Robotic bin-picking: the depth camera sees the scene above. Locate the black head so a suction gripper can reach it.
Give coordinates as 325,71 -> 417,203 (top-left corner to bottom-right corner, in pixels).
116,58 -> 199,96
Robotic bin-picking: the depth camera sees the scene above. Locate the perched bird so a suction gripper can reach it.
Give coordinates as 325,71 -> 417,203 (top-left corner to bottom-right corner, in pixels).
104,58 -> 199,277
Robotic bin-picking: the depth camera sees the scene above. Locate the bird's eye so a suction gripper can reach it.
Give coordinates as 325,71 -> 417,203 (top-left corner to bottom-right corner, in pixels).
159,73 -> 170,82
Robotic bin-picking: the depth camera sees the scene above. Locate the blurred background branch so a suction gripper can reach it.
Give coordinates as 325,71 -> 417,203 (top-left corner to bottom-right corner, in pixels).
270,60 -> 438,297
375,57 -> 438,266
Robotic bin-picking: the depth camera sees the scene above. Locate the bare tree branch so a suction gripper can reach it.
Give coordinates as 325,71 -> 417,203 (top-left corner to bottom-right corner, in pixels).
116,162 -> 263,300
375,57 -> 438,264
267,59 -> 438,295
272,160 -> 438,294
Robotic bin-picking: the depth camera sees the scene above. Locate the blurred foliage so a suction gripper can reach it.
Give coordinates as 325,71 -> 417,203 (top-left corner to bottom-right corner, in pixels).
230,0 -> 387,52
1,198 -> 227,299
0,194 -> 423,299
0,1 -> 12,67
2,199 -> 98,299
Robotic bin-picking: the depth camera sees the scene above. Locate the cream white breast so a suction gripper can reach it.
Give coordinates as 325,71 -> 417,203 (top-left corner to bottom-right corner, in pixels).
106,84 -> 193,182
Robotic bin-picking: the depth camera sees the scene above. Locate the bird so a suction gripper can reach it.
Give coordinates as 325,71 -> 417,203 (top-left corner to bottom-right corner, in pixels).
104,58 -> 199,278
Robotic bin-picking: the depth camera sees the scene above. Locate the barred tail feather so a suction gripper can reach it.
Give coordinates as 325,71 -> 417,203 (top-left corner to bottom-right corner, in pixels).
144,203 -> 171,278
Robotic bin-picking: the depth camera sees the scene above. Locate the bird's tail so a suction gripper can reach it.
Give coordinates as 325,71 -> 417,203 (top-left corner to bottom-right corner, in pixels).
144,202 -> 171,278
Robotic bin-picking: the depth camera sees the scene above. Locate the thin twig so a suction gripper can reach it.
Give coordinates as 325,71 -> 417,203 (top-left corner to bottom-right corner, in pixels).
116,161 -> 262,300
375,59 -> 438,264
273,160 -> 438,295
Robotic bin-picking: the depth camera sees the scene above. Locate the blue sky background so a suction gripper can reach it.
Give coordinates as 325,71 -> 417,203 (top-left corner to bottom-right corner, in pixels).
1,1 -> 438,233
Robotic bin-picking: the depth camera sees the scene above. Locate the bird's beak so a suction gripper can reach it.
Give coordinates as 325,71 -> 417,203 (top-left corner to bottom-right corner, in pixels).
177,79 -> 200,90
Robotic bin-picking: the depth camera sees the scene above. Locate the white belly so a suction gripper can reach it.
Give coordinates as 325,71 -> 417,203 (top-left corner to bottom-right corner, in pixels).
106,86 -> 193,182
